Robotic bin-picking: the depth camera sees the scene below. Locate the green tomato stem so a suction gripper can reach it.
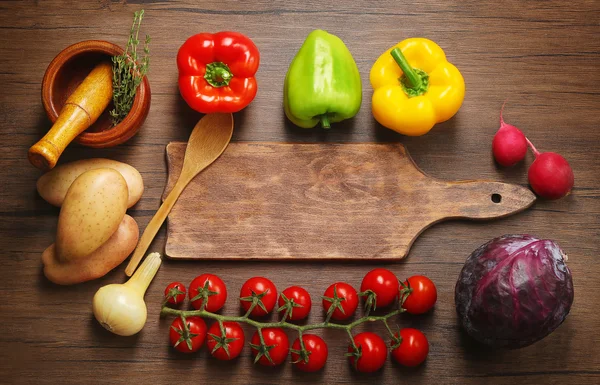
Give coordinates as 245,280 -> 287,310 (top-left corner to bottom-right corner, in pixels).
160,307 -> 404,335
346,328 -> 357,351
242,295 -> 260,319
257,326 -> 266,345
383,319 -> 396,339
297,329 -> 306,352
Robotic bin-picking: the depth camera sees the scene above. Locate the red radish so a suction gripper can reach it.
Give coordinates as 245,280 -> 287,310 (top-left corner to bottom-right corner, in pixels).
526,139 -> 574,200
492,103 -> 528,166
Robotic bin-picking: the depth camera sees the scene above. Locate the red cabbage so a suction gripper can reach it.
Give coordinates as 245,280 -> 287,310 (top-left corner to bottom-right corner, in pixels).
455,234 -> 573,349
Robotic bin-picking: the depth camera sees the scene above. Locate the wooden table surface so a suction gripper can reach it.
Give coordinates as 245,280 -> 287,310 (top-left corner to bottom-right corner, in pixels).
1,1 -> 599,384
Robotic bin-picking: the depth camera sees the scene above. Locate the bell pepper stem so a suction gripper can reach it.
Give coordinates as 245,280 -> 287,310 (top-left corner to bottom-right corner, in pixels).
204,62 -> 233,88
320,114 -> 331,129
214,68 -> 231,82
390,48 -> 421,89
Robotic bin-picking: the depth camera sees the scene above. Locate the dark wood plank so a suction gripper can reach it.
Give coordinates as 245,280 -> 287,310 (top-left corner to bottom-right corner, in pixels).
1,0 -> 599,384
164,142 -> 535,260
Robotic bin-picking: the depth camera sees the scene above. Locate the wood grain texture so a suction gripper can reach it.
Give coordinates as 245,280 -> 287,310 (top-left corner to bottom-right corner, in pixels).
164,142 -> 536,260
0,0 -> 599,384
125,113 -> 233,275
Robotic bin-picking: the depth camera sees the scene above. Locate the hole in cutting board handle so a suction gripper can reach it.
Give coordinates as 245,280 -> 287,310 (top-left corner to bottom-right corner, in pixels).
491,193 -> 502,203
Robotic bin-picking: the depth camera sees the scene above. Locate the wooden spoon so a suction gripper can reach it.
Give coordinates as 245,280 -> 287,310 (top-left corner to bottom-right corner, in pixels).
125,113 -> 234,276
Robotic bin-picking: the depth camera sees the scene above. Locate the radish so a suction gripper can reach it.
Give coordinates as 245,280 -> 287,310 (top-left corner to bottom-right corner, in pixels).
492,102 -> 528,166
526,139 -> 574,200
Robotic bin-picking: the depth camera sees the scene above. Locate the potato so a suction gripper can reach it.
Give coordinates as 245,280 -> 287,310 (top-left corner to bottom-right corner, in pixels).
56,168 -> 128,262
43,215 -> 139,285
37,158 -> 144,208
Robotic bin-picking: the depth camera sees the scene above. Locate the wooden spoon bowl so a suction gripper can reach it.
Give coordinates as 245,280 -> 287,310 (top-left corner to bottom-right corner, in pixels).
41,40 -> 151,148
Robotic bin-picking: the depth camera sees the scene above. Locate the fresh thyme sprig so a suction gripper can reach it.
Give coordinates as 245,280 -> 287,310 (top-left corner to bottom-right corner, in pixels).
110,10 -> 150,126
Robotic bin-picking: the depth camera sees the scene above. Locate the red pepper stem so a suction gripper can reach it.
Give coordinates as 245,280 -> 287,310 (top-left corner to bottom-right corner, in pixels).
390,48 -> 421,89
214,68 -> 231,82
204,62 -> 233,88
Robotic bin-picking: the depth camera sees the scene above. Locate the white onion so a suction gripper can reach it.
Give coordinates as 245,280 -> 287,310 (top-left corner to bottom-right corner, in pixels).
93,252 -> 161,336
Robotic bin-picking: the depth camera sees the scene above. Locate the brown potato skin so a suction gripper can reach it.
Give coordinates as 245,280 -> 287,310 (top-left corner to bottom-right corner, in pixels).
55,168 -> 128,262
36,158 -> 144,208
43,215 -> 139,285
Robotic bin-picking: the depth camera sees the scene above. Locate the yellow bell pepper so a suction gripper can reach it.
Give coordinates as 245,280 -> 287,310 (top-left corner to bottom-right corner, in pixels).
370,38 -> 465,136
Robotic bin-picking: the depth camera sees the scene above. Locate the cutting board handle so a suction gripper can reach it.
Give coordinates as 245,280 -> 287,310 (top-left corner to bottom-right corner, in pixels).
438,180 -> 536,220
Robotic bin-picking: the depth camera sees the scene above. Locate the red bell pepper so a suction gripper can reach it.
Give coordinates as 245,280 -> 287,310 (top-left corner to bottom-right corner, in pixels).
177,32 -> 260,113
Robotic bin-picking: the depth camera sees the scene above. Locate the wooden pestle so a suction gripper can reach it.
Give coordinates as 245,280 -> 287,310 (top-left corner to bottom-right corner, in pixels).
29,62 -> 113,170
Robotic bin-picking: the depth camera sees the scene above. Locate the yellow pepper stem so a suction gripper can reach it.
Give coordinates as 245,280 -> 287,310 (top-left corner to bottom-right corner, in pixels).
390,48 -> 421,88
390,47 -> 429,98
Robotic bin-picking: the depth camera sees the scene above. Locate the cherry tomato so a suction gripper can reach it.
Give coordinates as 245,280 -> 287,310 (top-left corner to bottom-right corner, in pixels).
189,274 -> 228,312
250,328 -> 289,366
401,275 -> 437,314
164,282 -> 186,305
278,286 -> 312,321
391,328 -> 429,367
206,321 -> 245,360
322,282 -> 358,321
291,334 -> 328,372
240,277 -> 278,317
347,332 -> 387,373
360,268 -> 399,308
169,316 -> 207,353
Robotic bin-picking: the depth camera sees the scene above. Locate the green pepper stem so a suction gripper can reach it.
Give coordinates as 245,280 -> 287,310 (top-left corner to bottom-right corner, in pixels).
390,48 -> 421,89
320,114 -> 331,129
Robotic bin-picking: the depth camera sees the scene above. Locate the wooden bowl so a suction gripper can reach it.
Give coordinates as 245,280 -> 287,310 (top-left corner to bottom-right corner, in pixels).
41,40 -> 151,148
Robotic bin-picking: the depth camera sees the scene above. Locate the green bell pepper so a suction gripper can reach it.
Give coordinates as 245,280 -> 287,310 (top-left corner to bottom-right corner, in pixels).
284,30 -> 362,129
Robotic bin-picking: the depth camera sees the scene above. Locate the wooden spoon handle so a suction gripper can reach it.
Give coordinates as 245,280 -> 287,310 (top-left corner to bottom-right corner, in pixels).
29,62 -> 113,170
439,180 -> 536,220
124,178 -> 188,276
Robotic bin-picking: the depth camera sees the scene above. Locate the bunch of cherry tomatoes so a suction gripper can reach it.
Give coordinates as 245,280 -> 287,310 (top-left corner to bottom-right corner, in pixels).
163,268 -> 437,373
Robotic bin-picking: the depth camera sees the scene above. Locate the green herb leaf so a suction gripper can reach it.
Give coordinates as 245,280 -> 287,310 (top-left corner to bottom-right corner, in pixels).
110,10 -> 150,126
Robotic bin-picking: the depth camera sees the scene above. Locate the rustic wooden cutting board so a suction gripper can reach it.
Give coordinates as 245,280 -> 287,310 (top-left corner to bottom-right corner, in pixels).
163,142 -> 536,260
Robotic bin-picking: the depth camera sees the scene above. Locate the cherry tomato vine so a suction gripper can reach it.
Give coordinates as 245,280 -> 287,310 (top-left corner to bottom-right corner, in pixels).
161,270 -> 436,372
